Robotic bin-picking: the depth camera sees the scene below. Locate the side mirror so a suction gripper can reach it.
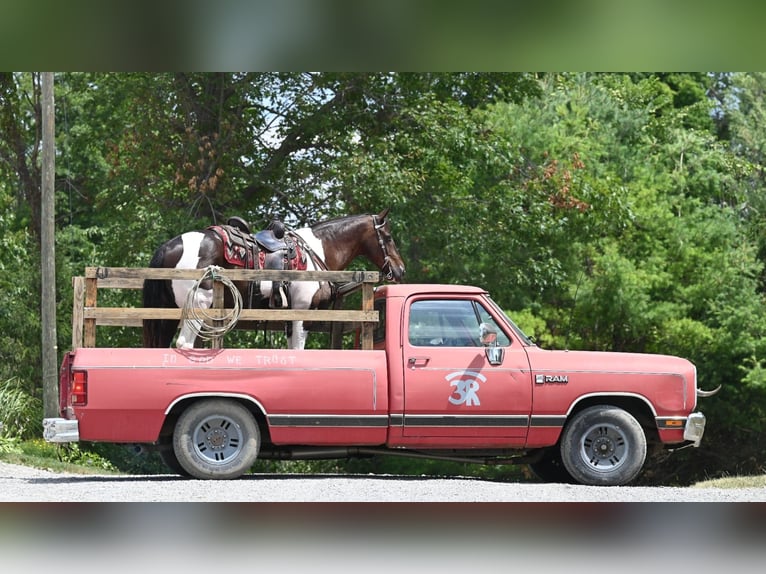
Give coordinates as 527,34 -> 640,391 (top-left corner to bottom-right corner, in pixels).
479,322 -> 504,365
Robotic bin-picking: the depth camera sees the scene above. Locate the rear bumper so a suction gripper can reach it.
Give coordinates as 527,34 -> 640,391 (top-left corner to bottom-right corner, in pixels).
683,412 -> 706,447
42,418 -> 80,443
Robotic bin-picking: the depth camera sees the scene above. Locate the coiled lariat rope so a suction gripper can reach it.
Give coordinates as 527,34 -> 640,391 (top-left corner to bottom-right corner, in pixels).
180,266 -> 243,343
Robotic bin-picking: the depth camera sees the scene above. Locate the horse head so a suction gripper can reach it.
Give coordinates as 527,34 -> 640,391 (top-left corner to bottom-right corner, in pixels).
369,207 -> 406,282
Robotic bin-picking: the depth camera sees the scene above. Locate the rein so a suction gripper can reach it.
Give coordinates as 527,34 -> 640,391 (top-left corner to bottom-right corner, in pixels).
372,214 -> 395,281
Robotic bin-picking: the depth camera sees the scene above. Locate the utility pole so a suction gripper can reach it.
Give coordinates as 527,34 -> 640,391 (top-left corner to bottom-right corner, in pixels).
41,72 -> 58,418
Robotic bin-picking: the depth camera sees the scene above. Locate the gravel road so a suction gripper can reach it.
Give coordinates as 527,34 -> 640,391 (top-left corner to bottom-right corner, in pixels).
1,460 -> 764,502
2,460 -> 765,572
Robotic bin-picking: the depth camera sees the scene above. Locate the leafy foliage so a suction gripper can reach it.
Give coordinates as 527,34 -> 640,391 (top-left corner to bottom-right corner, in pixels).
3,72 -> 766,482
0,378 -> 42,440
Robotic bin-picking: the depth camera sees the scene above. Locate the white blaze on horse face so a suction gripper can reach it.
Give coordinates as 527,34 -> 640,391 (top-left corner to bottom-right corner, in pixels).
173,231 -> 213,349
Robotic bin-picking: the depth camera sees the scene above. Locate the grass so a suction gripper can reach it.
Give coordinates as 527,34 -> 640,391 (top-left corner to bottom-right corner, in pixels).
0,451 -> 121,475
0,438 -> 122,476
691,475 -> 766,489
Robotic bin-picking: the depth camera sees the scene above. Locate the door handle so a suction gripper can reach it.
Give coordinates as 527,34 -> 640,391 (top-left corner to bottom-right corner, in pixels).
408,356 -> 430,368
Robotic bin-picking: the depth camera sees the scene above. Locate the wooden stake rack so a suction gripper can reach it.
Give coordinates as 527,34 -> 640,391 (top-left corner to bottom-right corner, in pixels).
72,266 -> 379,350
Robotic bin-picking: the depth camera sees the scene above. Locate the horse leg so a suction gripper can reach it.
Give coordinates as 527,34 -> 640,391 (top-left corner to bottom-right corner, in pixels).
285,280 -> 320,350
144,238 -> 184,348
173,278 -> 214,349
288,321 -> 308,350
170,231 -> 218,349
143,278 -> 179,347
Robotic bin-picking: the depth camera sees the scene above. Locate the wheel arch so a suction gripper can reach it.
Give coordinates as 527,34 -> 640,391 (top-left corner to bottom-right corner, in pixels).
566,393 -> 660,444
159,392 -> 271,444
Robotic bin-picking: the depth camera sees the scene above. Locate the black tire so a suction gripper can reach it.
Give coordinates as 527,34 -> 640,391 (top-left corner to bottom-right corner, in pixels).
528,447 -> 576,484
560,405 -> 647,486
158,441 -> 192,477
173,399 -> 260,480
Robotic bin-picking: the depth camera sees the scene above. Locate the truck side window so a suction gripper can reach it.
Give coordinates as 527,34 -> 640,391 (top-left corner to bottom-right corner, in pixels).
408,299 -> 511,347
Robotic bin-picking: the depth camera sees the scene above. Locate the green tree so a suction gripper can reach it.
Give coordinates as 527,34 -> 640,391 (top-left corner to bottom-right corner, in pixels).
6,72 -> 766,482
0,73 -> 46,396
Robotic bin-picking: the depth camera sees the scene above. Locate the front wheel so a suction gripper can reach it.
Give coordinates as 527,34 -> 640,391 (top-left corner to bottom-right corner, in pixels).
528,447 -> 576,484
560,405 -> 647,486
173,399 -> 260,480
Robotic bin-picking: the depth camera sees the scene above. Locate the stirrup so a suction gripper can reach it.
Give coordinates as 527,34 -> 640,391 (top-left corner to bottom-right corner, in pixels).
270,282 -> 289,309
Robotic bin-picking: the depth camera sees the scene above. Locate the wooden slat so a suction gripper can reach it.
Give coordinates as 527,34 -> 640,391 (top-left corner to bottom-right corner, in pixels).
85,307 -> 378,322
74,266 -> 381,350
95,277 -> 144,289
86,266 -> 379,283
210,280 -> 225,349
92,319 -> 372,330
95,277 -> 364,291
84,277 -> 97,347
360,282 -> 374,349
72,276 -> 85,349
95,318 -> 144,327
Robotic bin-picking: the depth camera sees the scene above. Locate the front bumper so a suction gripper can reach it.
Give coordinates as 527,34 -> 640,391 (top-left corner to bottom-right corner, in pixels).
42,418 -> 80,443
683,412 -> 706,447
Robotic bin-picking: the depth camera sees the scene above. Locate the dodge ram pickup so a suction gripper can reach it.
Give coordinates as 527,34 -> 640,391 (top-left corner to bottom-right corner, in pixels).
43,282 -> 710,486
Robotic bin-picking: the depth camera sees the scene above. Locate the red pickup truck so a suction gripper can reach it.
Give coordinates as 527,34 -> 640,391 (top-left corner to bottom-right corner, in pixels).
43,283 -> 711,486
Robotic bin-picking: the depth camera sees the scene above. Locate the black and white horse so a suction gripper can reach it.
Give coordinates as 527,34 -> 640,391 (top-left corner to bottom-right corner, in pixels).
142,208 -> 406,350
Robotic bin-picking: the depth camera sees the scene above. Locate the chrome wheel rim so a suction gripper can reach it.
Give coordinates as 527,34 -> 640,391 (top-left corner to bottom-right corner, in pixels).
192,415 -> 243,464
578,422 -> 629,473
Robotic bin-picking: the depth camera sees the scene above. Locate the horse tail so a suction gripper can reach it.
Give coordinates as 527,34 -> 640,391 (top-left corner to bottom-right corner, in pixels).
142,244 -> 178,348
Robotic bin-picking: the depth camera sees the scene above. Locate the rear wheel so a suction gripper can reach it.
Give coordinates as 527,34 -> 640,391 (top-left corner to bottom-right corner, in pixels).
560,405 -> 647,486
173,399 -> 260,480
528,447 -> 575,484
158,440 -> 191,477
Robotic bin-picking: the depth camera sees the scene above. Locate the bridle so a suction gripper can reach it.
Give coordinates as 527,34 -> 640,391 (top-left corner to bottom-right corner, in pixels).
284,214 -> 397,281
372,214 -> 396,281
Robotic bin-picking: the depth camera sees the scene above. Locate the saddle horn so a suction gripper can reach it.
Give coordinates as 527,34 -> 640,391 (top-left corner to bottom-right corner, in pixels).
268,218 -> 285,240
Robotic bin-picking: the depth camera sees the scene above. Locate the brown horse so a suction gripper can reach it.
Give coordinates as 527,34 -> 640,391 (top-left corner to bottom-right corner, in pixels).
142,208 -> 406,349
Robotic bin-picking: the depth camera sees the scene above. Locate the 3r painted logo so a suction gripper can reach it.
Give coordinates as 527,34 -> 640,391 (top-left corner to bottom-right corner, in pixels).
446,370 -> 486,406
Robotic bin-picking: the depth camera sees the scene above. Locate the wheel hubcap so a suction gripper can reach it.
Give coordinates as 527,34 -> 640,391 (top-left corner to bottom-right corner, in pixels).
193,415 -> 243,464
580,423 -> 628,472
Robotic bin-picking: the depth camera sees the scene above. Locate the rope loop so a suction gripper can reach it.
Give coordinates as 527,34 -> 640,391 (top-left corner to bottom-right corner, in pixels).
180,265 -> 243,343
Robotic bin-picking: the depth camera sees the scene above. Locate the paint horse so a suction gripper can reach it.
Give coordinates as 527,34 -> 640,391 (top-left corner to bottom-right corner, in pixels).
142,208 -> 406,350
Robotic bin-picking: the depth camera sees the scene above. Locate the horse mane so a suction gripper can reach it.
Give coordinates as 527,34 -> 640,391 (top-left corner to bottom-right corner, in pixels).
309,213 -> 370,232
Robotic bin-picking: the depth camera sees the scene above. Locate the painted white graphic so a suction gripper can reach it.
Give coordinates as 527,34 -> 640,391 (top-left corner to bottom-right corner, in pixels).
446,370 -> 486,406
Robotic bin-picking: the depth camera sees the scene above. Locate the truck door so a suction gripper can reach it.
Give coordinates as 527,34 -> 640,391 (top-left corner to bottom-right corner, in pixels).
402,297 -> 532,440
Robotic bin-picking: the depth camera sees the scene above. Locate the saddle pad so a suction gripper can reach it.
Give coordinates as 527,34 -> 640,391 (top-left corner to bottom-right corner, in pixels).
208,225 -> 256,268
208,225 -> 308,271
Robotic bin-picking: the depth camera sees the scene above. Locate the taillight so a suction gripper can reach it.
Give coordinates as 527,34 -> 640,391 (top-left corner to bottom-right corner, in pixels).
71,371 -> 88,406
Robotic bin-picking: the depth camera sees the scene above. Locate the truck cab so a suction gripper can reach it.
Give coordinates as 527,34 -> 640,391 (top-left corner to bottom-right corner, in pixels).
374,284 -> 533,445
372,284 -> 708,486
